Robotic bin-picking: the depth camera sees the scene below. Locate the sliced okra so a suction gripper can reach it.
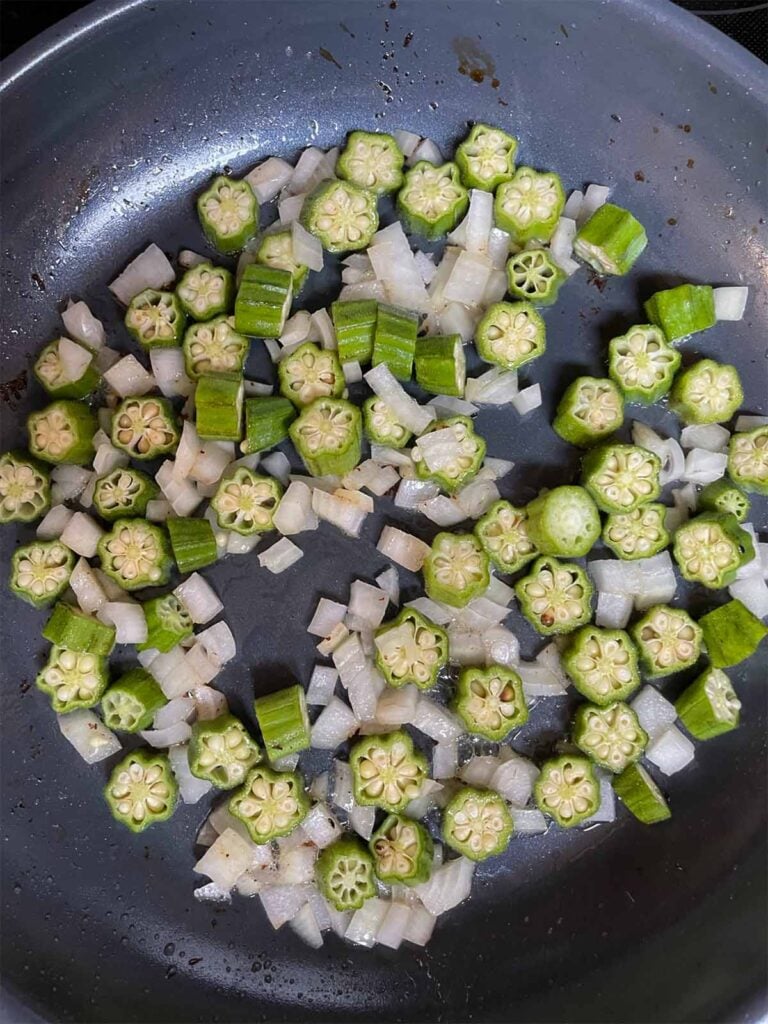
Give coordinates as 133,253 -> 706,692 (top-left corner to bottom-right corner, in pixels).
332,299 -> 378,366
241,396 -> 296,454
336,130 -> 405,194
97,517 -> 173,591
670,358 -> 743,425
534,755 -> 600,827
453,665 -> 528,741
36,644 -> 109,713
125,289 -> 186,349
369,814 -> 433,886
412,415 -> 486,494
442,786 -> 513,861
581,442 -> 662,514
234,265 -> 293,339
643,283 -> 715,343
372,304 -> 419,381
573,203 -> 647,275
0,451 -> 50,524
494,166 -> 565,243
374,607 -> 448,690
602,503 -> 670,560
455,123 -> 518,191
101,668 -> 167,733
255,229 -> 308,291
197,175 -> 259,254
414,334 -> 466,396
176,261 -> 234,321
698,599 -> 767,668
278,341 -> 345,408
105,749 -> 178,832
34,337 -> 99,399
573,701 -> 648,773
93,467 -> 158,521
229,764 -> 308,843
698,478 -> 750,522
363,396 -> 413,448
475,300 -> 546,371
676,666 -> 741,740
474,500 -> 538,573
111,396 -> 179,460
349,730 -> 428,813
526,485 -> 601,559
630,604 -> 703,678
423,531 -> 490,608
613,763 -> 670,824
195,373 -> 243,441
188,712 -> 262,789
672,512 -> 753,589
212,467 -> 282,535
563,626 -> 641,705
301,179 -> 379,253
317,836 -> 376,911
183,316 -> 249,379
166,517 -> 218,574
396,161 -> 468,240
253,683 -> 311,761
607,324 -> 681,404
28,400 -> 97,466
514,556 -> 593,636
10,539 -> 74,608
552,377 -> 624,447
289,396 -> 362,477
506,249 -> 564,306
139,594 -> 194,653
43,602 -> 115,656
728,426 -> 768,495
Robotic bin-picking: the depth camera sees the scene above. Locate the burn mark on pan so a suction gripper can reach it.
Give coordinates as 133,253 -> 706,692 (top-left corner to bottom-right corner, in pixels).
0,370 -> 28,408
319,47 -> 342,69
452,37 -> 499,88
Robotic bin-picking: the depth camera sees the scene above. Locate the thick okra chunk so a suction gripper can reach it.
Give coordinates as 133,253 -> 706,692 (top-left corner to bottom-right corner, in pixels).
139,594 -> 193,653
698,599 -> 767,668
563,626 -> 641,705
229,765 -> 308,843
728,426 -> 768,495
10,540 -> 74,608
166,518 -> 218,574
372,304 -> 419,380
212,468 -> 282,534
111,396 -> 179,460
105,749 -> 178,833
234,265 -> 293,339
242,397 -> 296,454
195,373 -> 243,441
97,518 -> 172,591
253,684 -> 311,761
423,532 -> 490,608
302,179 -> 379,254
396,161 -> 468,240
455,123 -> 518,191
337,130 -> 405,194
474,500 -> 538,573
125,289 -> 186,349
630,605 -> 702,678
506,249 -> 564,306
349,730 -> 428,813
101,668 -> 167,733
526,485 -> 601,558
183,316 -> 249,379
197,175 -> 258,254
0,452 -> 50,524
475,301 -> 545,371
289,397 -> 362,477
676,666 -> 740,740
534,755 -> 600,828
581,443 -> 662,514
412,415 -> 486,493
34,337 -> 99,399
189,713 -> 262,789
573,203 -> 647,275
36,645 -> 109,713
176,262 -> 233,321
613,763 -> 671,824
332,299 -> 378,365
698,478 -> 750,522
363,396 -> 412,448
317,836 -> 376,911
93,467 -> 158,521
278,341 -> 344,408
643,283 -> 715,343
453,665 -> 528,741
442,786 -> 513,861
255,229 -> 308,291
515,557 -> 593,636
494,166 -> 564,243
28,400 -> 97,466
602,503 -> 670,560
553,377 -> 624,448
607,325 -> 681,404
670,358 -> 743,425
414,334 -> 466,396
374,607 -> 448,689
43,603 -> 116,655
573,702 -> 647,773
672,512 -> 753,589
370,814 -> 433,885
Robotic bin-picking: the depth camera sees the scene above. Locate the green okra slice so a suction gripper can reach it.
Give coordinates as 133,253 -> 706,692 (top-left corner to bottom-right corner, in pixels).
453,664 -> 528,741
0,451 -> 50,524
423,531 -> 490,608
34,337 -> 99,399
289,396 -> 362,477
139,594 -> 193,653
552,377 -> 624,448
97,518 -> 173,591
396,161 -> 468,240
331,299 -> 379,365
474,499 -> 539,573
675,666 -> 741,740
581,443 -> 662,514
253,683 -> 311,761
412,415 -> 486,494
526,485 -> 601,559
10,540 -> 74,608
301,178 -> 379,253
111,396 -> 180,460
93,467 -> 158,522
101,668 -> 167,733
28,400 -> 97,466
672,512 -> 754,589
630,604 -> 702,678
229,764 -> 308,843
374,606 -> 448,689
670,358 -> 743,425
728,426 -> 768,495
317,836 -> 376,911
494,166 -> 564,243
573,203 -> 647,275
212,467 -> 282,535
644,283 -> 715,343
369,814 -> 433,886
349,730 -> 428,813
278,341 -> 345,408
189,712 -> 262,789
125,289 -> 186,349
36,644 -> 109,714
105,748 -> 178,833
476,300 -> 546,371
515,556 -> 593,636
43,602 -> 116,656
234,265 -> 293,338
698,478 -> 750,522
197,175 -> 258,254
534,755 -> 600,828
336,130 -> 405,194
176,261 -> 234,321
602,503 -> 670,560
166,517 -> 218,574
414,334 -> 466,396
563,626 -> 641,705
573,701 -> 648,773
455,123 -> 518,191
241,396 -> 296,454
183,316 -> 249,379
607,325 -> 681,404
363,396 -> 412,448
698,599 -> 767,668
195,372 -> 243,441
371,304 -> 419,381
442,786 -> 513,861
613,763 -> 670,824
505,249 -> 564,307
255,229 -> 308,291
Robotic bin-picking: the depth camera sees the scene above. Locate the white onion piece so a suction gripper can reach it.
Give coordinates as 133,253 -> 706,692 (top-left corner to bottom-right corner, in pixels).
443,249 -> 493,307
194,883 -> 231,904
672,482 -> 698,516
511,383 -> 542,415
140,721 -> 192,748
427,395 -> 479,420
375,903 -> 410,951
393,128 -> 421,158
549,216 -> 578,272
491,756 -> 539,807
487,227 -> 511,269
563,189 -> 584,220
311,697 -> 359,749
365,363 -> 435,434
109,243 -> 174,305
596,591 -> 633,629
393,478 -> 437,510
92,442 -> 128,477
288,903 -> 324,949
646,725 -> 695,775
577,183 -> 611,226
50,464 -> 92,503
309,307 -> 336,349
465,189 -> 495,254
410,697 -> 463,742
370,444 -> 414,469
279,311 -> 312,348
258,537 -> 303,573
682,448 -> 728,485
228,533 -> 260,557
190,683 -> 227,721
368,223 -> 431,312
307,665 -> 338,706
69,557 -> 107,614
196,621 -> 236,665
734,524 -> 761,579
333,633 -> 368,688
94,347 -> 121,373
57,337 -> 93,382
178,249 -> 207,269
483,457 -> 514,480
713,286 -> 748,321
155,460 -> 203,517
332,759 -> 355,812
483,577 -> 515,608
207,804 -> 252,843
174,573 -> 222,624
375,566 -> 400,607
414,249 -> 437,284
432,739 -> 458,780
408,137 -> 442,166
403,779 -> 444,820
288,146 -> 328,195
346,898 -> 389,947
278,191 -> 307,224
62,299 -> 105,351
465,366 -> 518,405
196,818 -> 219,847
190,444 -> 233,488
633,552 -> 678,610
154,696 -> 195,729
59,511 -> 104,558
175,420 -> 202,479
414,857 -> 474,916
316,623 -> 350,656
735,414 -> 768,432
589,558 -> 640,595
260,451 -> 291,485
308,598 -> 348,638
454,477 -> 500,519
511,808 -> 548,834
312,489 -> 369,537
36,504 -> 74,540
679,423 -> 730,452
347,580 -> 389,630
345,663 -> 386,723
350,804 -> 376,841
302,804 -> 342,849
377,525 -> 431,572
341,360 -> 362,385
419,495 -> 466,527
375,684 -> 419,727
149,347 -> 194,398
98,601 -> 147,645
631,686 -> 677,740
399,903 -> 436,946
459,756 -> 500,787
729,575 -> 768,619
244,156 -> 293,203
273,480 -> 318,535
145,498 -> 171,524
58,710 -> 121,763
289,219 -> 323,272
583,771 -> 616,824
195,829 -> 253,891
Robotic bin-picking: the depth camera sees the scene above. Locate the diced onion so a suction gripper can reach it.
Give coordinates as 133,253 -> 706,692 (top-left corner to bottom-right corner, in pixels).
278,191 -> 307,224
432,740 -> 458,780
375,566 -> 400,606
154,696 -> 195,729
550,216 -> 579,273
419,495 -> 466,527
350,804 -> 376,841
401,903 -> 437,946
288,903 -> 324,949
310,308 -> 336,350
273,480 -> 317,535
465,366 -> 518,405
60,511 -> 104,558
563,189 -> 584,220
50,464 -> 92,502
308,598 -> 348,638
343,360 -> 363,385
595,591 -> 633,629
302,804 -> 342,849
414,857 -> 474,916
459,756 -> 500,787
490,756 -> 539,807
58,710 -> 121,764
260,451 -> 291,485
443,250 -> 493,307
155,460 -> 203,516
167,743 -> 212,804
713,286 -> 748,321
146,498 -> 172,523
244,156 -> 293,203
178,249 -> 207,269
195,829 -> 253,891
511,383 -> 542,415
174,573 -> 223,624
410,696 -> 463,742
577,183 -> 611,226
288,146 -> 330,195
312,489 -> 368,537
682,448 -> 728,485
190,682 -> 228,720
94,347 -> 121,372
377,525 -> 431,571
365,363 -> 435,435
291,219 -> 324,272
408,137 -> 442,166
413,250 -> 437,285
735,414 -> 768,432
347,580 -> 389,630
307,665 -> 338,706
454,477 -> 500,519
98,601 -> 147,645
631,685 -> 677,740
62,299 -> 105,351
646,725 -> 695,775
311,697 -> 359,749
583,771 -> 616,824
393,129 -> 421,158
140,721 -> 192,748
58,337 -> 93,381
679,423 -> 730,452
346,898 -> 389,948
149,348 -> 194,398
109,243 -> 175,305
375,684 -> 419,728
69,557 -> 107,614
375,902 -> 411,951
36,504 -> 75,540
92,442 -> 128,476
729,575 -> 768,619
196,621 -> 236,665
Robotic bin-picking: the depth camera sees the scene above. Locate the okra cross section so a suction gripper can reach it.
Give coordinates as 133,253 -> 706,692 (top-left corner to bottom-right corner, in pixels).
581,442 -> 662,514
563,626 -> 641,705
553,377 -> 624,448
197,175 -> 258,254
474,500 -> 538,573
363,396 -> 412,448
396,161 -> 468,239
336,130 -> 405,194
125,289 -> 186,349
36,644 -> 109,713
515,556 -> 593,636
28,400 -> 97,466
414,334 -> 466,396
349,730 -> 428,813
630,605 -> 702,678
670,358 -> 743,425
253,683 -> 311,761
698,479 -> 750,522
672,512 -> 753,589
526,485 -> 601,559
302,179 -> 379,253
494,166 -> 565,243
34,337 -> 99,399
278,341 -> 344,408
442,786 -> 513,861
140,594 -> 194,653
189,712 -> 262,790
97,518 -> 172,592
183,316 -> 249,379
728,426 -> 768,495
643,283 -> 715,343
505,249 -> 564,306
317,836 -> 376,911
412,415 -> 486,493
234,265 -> 293,339
212,467 -> 282,535
176,262 -> 233,321
0,451 -> 50,524
289,396 -> 362,477
10,540 -> 74,608
453,665 -> 528,741
255,229 -> 308,291
105,749 -> 178,833
423,531 -> 490,608
93,467 -> 158,521
607,324 -> 681,404
534,755 -> 600,828
573,203 -> 647,276
602,503 -> 670,560
475,301 -> 546,371
675,666 -> 741,740
613,763 -> 670,825
573,701 -> 648,773
455,123 -> 518,191
229,765 -> 309,843
374,607 -> 448,690
369,814 -> 433,886
698,599 -> 767,668
101,668 -> 167,733
111,396 -> 179,460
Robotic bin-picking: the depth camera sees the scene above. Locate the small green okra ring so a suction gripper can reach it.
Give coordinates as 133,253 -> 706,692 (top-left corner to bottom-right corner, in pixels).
455,123 -> 518,191
423,531 -> 490,608
111,396 -> 179,460
105,749 -> 178,833
573,203 -> 647,276
255,229 -> 309,291
363,396 -> 413,448
369,814 -> 433,886
552,377 -> 624,448
412,415 -> 486,494
475,301 -> 546,371
526,485 -> 601,559
0,451 -> 50,524
212,467 -> 282,535
698,599 -> 767,668
97,518 -> 173,591
229,764 -> 309,843
234,265 -> 293,339
188,712 -> 262,790
442,786 -> 513,861
302,178 -> 379,254
166,517 -> 218,574
374,607 -> 448,690
28,400 -> 97,466
139,594 -> 194,653
289,396 -> 362,477
670,358 -> 744,425
349,730 -> 428,813
581,443 -> 662,514
494,166 -> 565,243
34,337 -> 99,399
336,130 -> 405,194
10,540 -> 74,608
101,668 -> 167,733
317,836 -> 377,911
414,334 -> 466,396
242,396 -> 296,454
36,644 -> 109,714
331,299 -> 379,365
125,289 -> 186,349
602,503 -> 671,560
396,161 -> 468,240
453,665 -> 528,741
372,304 -> 419,381
278,341 -> 345,408
728,426 -> 768,495
515,556 -> 593,636
253,683 -> 311,761
505,249 -> 564,306
672,512 -> 754,589
630,604 -> 702,678
43,602 -> 116,656
607,324 -> 681,404
195,373 -> 244,441
474,499 -> 539,573
176,261 -> 234,321
534,755 -> 600,828
183,316 -> 249,379
613,763 -> 670,824
698,478 -> 750,522
643,283 -> 715,343
573,701 -> 648,773
563,626 -> 641,705
675,666 -> 741,740
93,467 -> 158,522
197,175 -> 259,254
